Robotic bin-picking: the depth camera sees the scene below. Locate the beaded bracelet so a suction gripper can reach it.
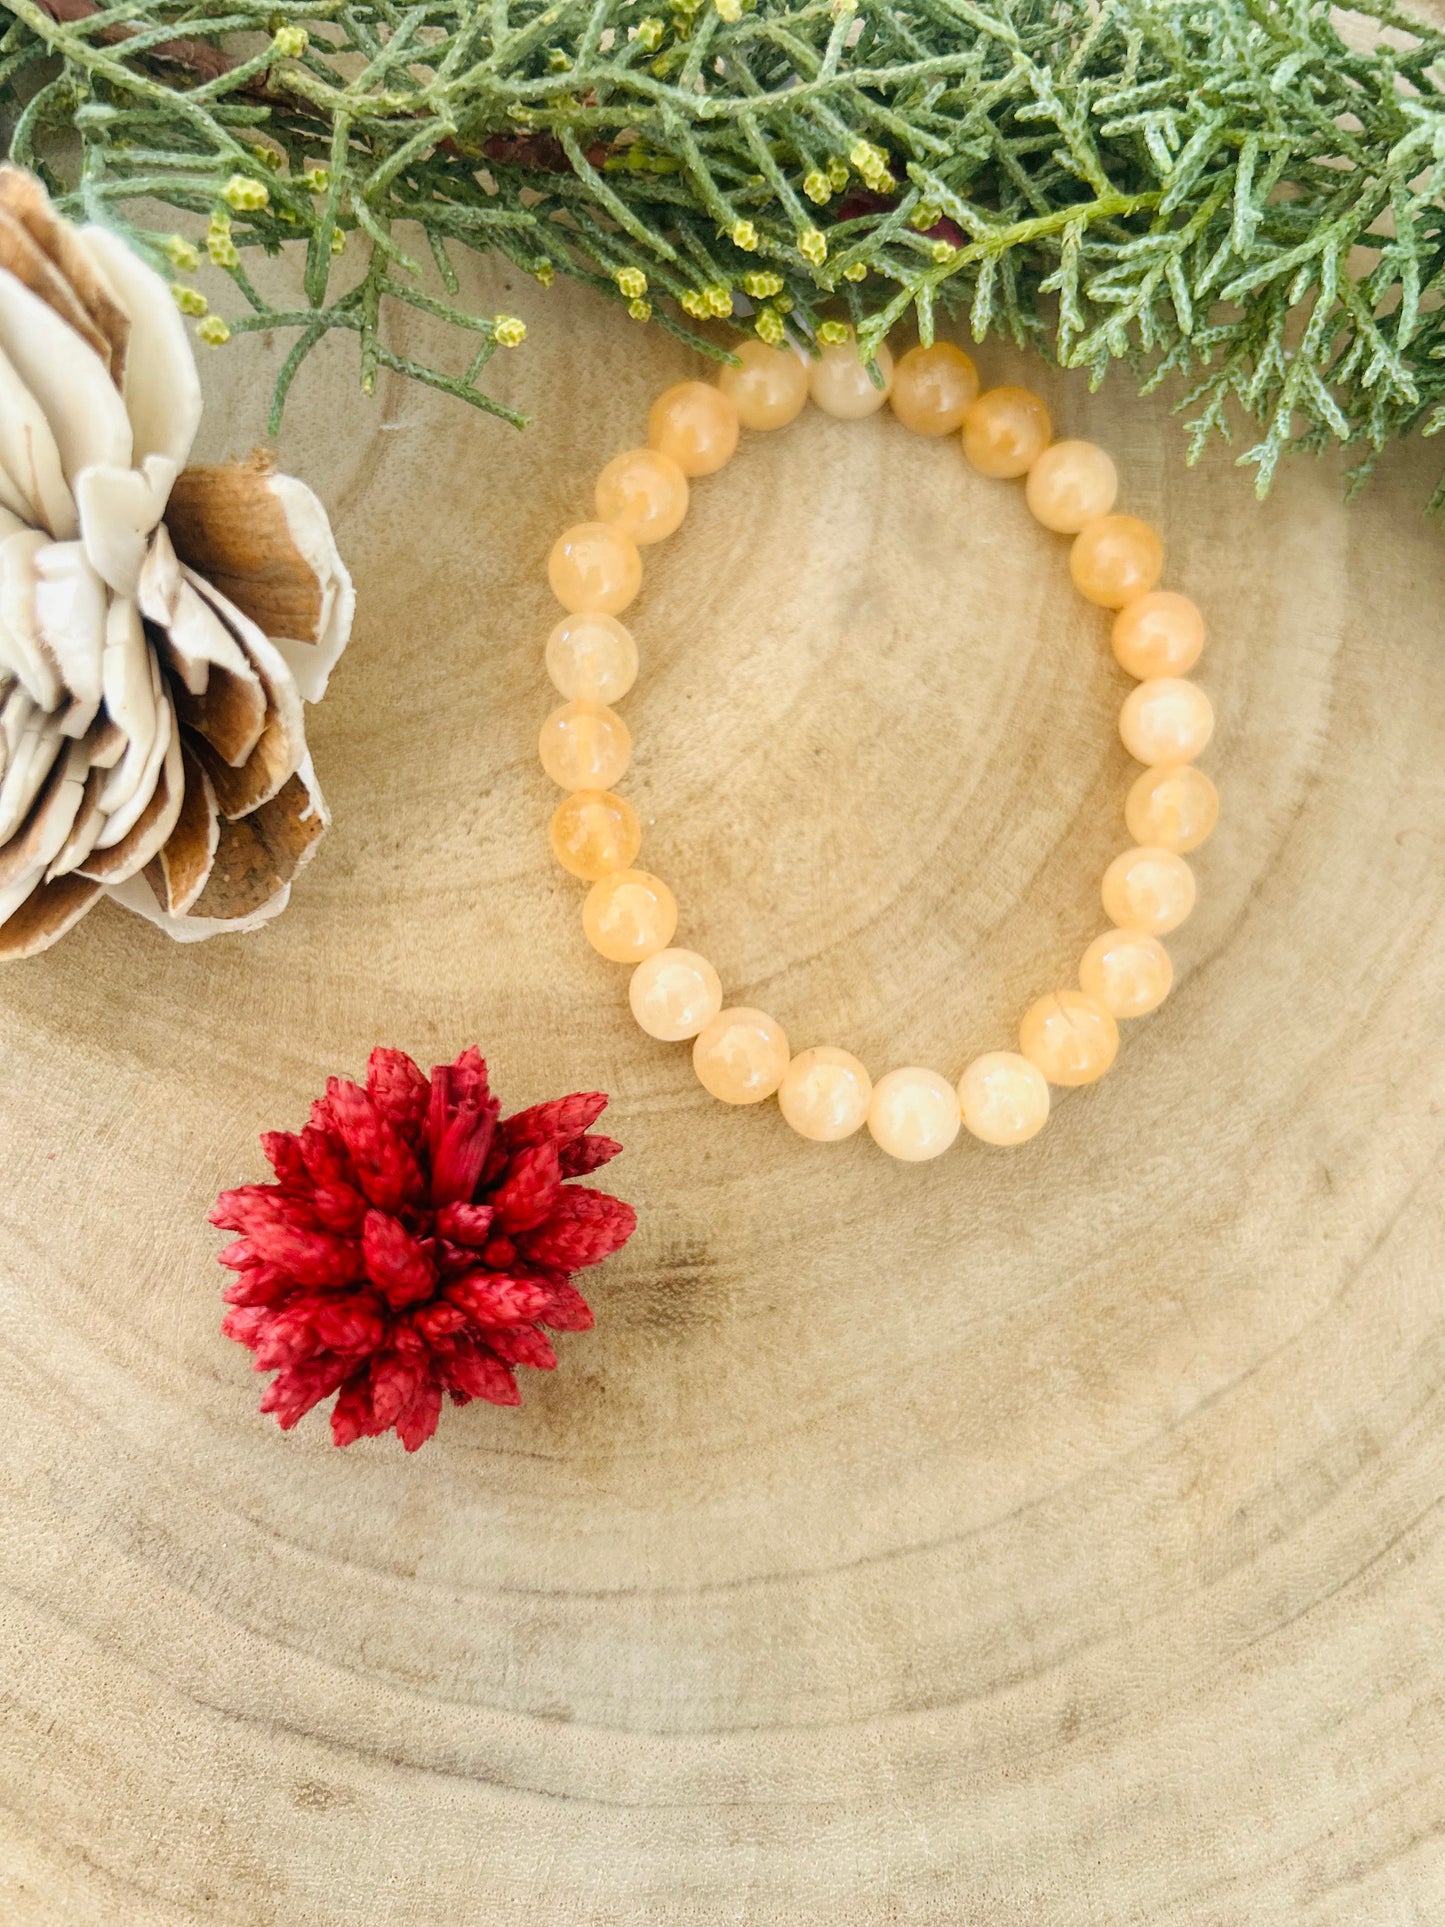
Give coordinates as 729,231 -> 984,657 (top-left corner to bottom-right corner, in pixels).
539,333 -> 1217,1162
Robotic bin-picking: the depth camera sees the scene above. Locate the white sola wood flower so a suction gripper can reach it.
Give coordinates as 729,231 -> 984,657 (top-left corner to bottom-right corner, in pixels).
0,166 -> 353,961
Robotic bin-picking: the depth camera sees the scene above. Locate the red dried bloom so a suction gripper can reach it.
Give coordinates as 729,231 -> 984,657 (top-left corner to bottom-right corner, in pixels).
213,1047 -> 635,1451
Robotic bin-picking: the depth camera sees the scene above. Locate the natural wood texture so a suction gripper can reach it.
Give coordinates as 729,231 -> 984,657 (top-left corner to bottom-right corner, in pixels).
2,261 -> 1445,1926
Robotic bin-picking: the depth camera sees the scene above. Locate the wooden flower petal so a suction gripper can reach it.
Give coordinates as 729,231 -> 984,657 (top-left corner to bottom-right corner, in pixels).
0,705 -> 61,844
185,767 -> 325,922
0,527 -> 62,710
77,718 -> 182,883
183,572 -> 305,819
0,736 -> 86,888
78,224 -> 201,471
143,740 -> 217,915
0,337 -> 75,539
165,460 -> 354,697
46,761 -> 107,878
0,265 -> 132,483
0,205 -> 114,372
0,869 -> 101,959
0,166 -> 129,381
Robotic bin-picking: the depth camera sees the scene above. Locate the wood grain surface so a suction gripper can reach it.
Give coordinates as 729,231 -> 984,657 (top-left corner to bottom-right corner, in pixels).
2,252 -> 1444,1926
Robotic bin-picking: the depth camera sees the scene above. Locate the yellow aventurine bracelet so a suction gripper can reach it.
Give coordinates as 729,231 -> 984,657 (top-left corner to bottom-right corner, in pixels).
539,333 -> 1218,1162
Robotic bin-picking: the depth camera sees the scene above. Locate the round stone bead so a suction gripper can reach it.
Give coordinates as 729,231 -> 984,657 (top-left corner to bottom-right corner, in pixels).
594,447 -> 689,545
693,1007 -> 791,1104
1119,676 -> 1214,765
548,520 -> 643,615
549,789 -> 641,881
1125,762 -> 1220,853
809,332 -> 895,418
961,385 -> 1052,478
777,1046 -> 873,1142
866,1067 -> 961,1162
1069,514 -> 1163,608
538,700 -> 631,791
717,339 -> 810,429
1112,591 -> 1205,679
1024,439 -> 1119,533
957,1051 -> 1050,1146
647,381 -> 739,476
628,947 -> 723,1042
545,613 -> 638,704
1101,845 -> 1196,935
583,868 -> 678,963
888,341 -> 979,436
1079,927 -> 1173,1019
1019,991 -> 1119,1087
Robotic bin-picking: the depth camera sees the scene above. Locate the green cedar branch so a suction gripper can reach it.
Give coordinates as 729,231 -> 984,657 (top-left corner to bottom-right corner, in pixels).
3,0 -> 1445,500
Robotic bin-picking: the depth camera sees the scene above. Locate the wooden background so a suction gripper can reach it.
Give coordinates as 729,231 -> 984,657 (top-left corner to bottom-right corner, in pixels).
2,250 -> 1444,1926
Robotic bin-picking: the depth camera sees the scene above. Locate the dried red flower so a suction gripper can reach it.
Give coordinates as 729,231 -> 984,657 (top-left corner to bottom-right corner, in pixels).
212,1047 -> 635,1450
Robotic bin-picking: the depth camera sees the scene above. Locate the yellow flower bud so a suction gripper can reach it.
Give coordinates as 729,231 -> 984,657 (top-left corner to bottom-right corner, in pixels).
303,165 -> 331,194
163,235 -> 199,272
636,16 -> 664,49
493,315 -> 527,348
535,260 -> 556,287
706,284 -> 733,316
207,233 -> 240,269
616,266 -> 649,299
754,307 -> 784,345
197,315 -> 232,347
817,319 -> 850,345
798,227 -> 828,266
714,0 -> 741,19
220,174 -> 269,212
803,170 -> 831,205
742,270 -> 783,298
627,298 -> 653,322
730,219 -> 759,251
270,24 -> 307,58
171,284 -> 208,317
930,238 -> 957,264
842,261 -> 867,281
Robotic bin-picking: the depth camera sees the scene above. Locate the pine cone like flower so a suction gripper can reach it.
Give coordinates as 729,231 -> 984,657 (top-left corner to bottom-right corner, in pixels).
213,1048 -> 636,1451
0,167 -> 352,959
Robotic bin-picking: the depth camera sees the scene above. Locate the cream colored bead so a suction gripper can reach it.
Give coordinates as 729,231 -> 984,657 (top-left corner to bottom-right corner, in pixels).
1111,591 -> 1205,679
545,613 -> 639,704
583,869 -> 678,963
1069,514 -> 1163,608
693,1007 -> 791,1104
809,331 -> 895,418
866,1067 -> 961,1162
594,447 -> 689,544
777,1046 -> 872,1142
628,947 -> 723,1041
549,789 -> 641,881
961,385 -> 1052,478
1125,763 -> 1220,853
1019,991 -> 1119,1086
538,700 -> 631,791
647,381 -> 739,476
1079,928 -> 1173,1019
1119,677 -> 1214,765
888,341 -> 979,436
1101,846 -> 1196,935
957,1051 -> 1050,1146
548,520 -> 643,615
717,339 -> 810,430
1024,439 -> 1119,534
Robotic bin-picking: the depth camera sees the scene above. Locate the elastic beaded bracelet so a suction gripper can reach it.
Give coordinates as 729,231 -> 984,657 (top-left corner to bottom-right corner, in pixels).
540,332 -> 1218,1163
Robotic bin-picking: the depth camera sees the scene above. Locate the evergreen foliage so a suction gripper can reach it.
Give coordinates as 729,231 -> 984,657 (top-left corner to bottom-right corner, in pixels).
5,0 -> 1445,496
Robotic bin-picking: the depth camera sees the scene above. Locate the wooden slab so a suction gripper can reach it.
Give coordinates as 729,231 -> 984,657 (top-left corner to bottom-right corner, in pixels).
1,252 -> 1444,1925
